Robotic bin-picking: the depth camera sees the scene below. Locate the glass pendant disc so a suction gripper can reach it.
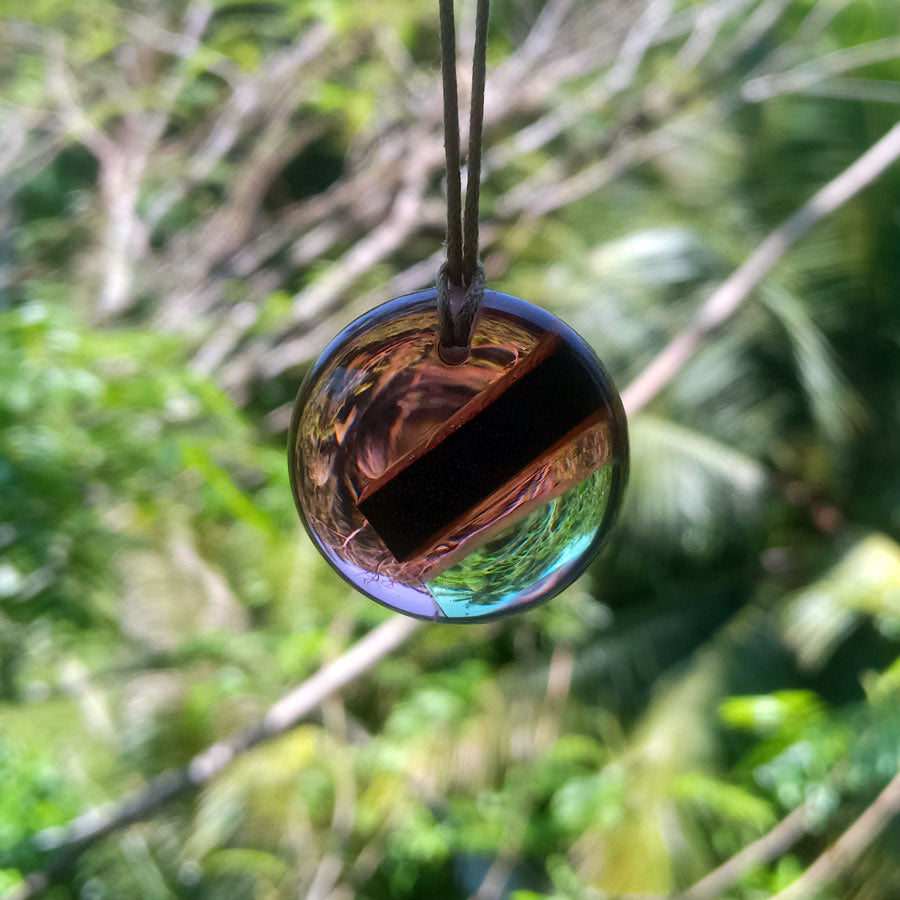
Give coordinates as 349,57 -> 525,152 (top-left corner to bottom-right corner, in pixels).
288,289 -> 628,622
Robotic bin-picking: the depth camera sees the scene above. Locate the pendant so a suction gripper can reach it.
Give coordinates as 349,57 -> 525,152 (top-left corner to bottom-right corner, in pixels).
288,288 -> 628,622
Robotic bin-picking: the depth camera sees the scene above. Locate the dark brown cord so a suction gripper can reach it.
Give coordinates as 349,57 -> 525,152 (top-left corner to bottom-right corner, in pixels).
438,0 -> 463,289
462,0 -> 490,284
437,0 -> 490,360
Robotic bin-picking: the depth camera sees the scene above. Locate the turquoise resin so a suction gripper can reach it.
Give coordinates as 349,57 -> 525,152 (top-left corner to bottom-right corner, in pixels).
427,464 -> 613,618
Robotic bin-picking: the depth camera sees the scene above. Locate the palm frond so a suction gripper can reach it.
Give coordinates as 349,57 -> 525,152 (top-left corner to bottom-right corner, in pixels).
623,414 -> 769,555
779,533 -> 900,671
762,282 -> 867,446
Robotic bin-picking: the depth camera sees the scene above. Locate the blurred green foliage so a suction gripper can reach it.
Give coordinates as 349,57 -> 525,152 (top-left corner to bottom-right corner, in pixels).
2,0 -> 900,898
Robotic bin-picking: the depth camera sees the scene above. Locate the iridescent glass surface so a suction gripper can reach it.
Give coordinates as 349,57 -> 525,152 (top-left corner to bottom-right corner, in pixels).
288,289 -> 628,622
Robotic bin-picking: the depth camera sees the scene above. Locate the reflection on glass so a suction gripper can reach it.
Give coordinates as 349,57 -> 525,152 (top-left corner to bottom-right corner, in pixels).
427,464 -> 613,618
289,289 -> 628,622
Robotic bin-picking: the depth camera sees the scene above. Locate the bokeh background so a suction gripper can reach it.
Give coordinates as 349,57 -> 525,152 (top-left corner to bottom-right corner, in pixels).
3,0 -> 900,897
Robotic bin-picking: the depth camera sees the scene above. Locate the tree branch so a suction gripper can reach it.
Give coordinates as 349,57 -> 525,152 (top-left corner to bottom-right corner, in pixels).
143,22 -> 333,234
770,770 -> 900,900
673,804 -> 810,900
486,0 -> 674,173
41,33 -> 118,167
589,769 -> 900,900
165,0 -> 685,347
620,119 -> 900,414
744,36 -> 900,103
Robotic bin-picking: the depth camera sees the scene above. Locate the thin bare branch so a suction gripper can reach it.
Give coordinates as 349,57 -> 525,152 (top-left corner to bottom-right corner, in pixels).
127,6 -> 239,85
746,0 -> 859,81
502,0 -> 574,72
196,118 -> 332,266
487,0 -> 674,172
744,36 -> 900,102
43,34 -> 118,166
771,770 -> 900,900
783,76 -> 900,105
164,3 -> 693,345
500,121 -> 682,218
93,2 -> 215,320
0,108 -> 46,174
719,0 -> 794,67
190,302 -> 259,376
656,0 -> 753,44
675,0 -> 756,69
673,804 -> 810,900
621,120 -> 900,414
147,2 -> 217,137
236,223 -> 497,391
143,22 -> 333,231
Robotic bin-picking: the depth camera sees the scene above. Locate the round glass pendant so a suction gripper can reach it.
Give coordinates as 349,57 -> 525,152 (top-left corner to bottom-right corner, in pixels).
288,288 -> 628,622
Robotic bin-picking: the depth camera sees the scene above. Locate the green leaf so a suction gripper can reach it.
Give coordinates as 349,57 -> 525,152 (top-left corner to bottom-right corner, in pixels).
672,772 -> 776,829
624,414 -> 768,554
780,534 -> 900,670
762,283 -> 867,446
719,690 -> 826,735
180,442 -> 276,536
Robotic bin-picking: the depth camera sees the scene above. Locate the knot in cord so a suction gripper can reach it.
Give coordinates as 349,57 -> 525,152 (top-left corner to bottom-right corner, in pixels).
436,262 -> 485,364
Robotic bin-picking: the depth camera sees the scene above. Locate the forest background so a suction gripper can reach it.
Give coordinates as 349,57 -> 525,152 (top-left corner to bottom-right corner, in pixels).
2,0 -> 900,898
